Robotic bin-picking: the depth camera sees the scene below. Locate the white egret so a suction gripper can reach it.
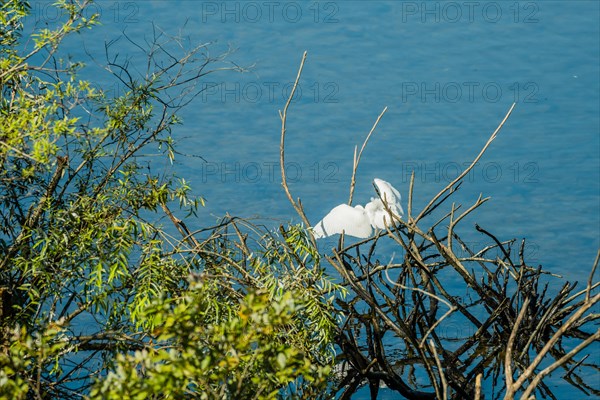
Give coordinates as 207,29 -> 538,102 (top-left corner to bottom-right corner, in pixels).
312,178 -> 404,239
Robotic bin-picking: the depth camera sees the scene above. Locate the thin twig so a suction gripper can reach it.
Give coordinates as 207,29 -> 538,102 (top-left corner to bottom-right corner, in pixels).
448,194 -> 490,249
509,292 -> 600,397
382,257 -> 456,346
279,51 -> 316,247
160,202 -> 200,248
475,373 -> 482,400
0,156 -> 68,270
0,141 -> 43,162
348,107 -> 388,205
407,171 -> 415,220
586,249 -> 600,302
415,103 -> 516,224
428,340 -> 448,400
519,328 -> 600,400
504,297 -> 530,396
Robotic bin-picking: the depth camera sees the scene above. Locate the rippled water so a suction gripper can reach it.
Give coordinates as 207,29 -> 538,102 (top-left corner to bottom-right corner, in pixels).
76,0 -> 597,281
28,0 -> 599,397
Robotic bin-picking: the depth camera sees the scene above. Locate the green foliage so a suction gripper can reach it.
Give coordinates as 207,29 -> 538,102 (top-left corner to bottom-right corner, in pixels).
250,224 -> 344,350
3,1 -> 596,399
91,283 -> 332,399
1,1 -> 339,398
0,321 -> 67,400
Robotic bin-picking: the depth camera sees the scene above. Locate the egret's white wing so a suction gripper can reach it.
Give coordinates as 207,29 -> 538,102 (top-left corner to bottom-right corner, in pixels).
373,178 -> 404,216
365,199 -> 389,230
312,204 -> 373,239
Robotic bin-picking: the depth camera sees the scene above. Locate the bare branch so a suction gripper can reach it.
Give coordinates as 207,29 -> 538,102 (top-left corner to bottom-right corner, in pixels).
348,107 -> 388,205
414,103 -> 516,224
278,51 -> 315,247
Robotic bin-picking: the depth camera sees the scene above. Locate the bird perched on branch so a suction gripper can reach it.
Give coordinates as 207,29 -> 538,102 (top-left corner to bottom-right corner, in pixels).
312,178 -> 403,239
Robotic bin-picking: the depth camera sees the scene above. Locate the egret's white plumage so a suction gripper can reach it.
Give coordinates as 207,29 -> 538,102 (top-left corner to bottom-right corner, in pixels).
373,178 -> 403,215
312,204 -> 373,239
369,178 -> 404,229
312,178 -> 403,239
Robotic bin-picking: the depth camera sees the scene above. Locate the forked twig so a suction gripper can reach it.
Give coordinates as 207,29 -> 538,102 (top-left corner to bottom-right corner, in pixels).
520,328 -> 600,400
160,202 -> 201,249
447,194 -> 489,249
414,103 -> 516,224
383,258 -> 457,346
506,292 -> 600,399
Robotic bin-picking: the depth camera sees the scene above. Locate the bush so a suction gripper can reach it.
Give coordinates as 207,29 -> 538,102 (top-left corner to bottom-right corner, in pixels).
1,2 -> 339,398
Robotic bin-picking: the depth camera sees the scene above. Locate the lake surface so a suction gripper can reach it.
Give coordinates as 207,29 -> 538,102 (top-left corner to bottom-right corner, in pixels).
67,0 -> 598,279
28,0 -> 599,397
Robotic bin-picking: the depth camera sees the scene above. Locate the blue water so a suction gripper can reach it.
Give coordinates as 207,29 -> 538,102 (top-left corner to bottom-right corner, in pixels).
78,0 -> 597,282
27,0 -> 599,397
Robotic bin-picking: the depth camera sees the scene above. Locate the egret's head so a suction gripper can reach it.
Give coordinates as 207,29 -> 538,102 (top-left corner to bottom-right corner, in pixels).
373,178 -> 393,204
